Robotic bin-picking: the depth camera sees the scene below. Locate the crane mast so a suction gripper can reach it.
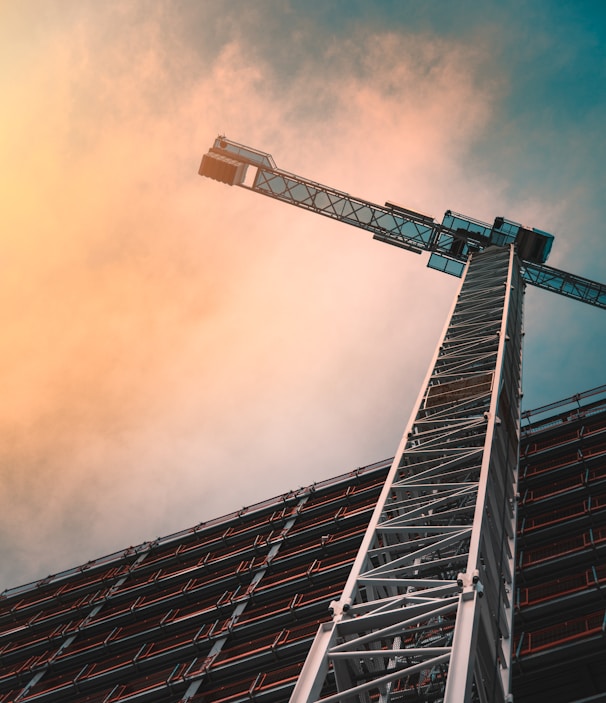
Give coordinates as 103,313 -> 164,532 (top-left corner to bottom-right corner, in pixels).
198,137 -> 606,702
292,244 -> 521,703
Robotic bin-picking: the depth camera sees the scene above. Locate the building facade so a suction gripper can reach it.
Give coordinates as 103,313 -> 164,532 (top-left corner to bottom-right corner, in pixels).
512,385 -> 606,702
1,387 -> 605,703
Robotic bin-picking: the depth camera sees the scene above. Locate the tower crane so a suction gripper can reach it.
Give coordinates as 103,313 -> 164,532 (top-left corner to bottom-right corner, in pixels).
199,137 -> 606,703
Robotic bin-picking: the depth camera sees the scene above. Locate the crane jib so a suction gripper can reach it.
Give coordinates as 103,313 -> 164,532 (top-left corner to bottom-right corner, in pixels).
199,137 -> 606,311
252,167 -> 433,254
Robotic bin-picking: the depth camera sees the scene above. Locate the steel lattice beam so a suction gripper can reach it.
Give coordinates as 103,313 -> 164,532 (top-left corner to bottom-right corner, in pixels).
199,136 -> 606,310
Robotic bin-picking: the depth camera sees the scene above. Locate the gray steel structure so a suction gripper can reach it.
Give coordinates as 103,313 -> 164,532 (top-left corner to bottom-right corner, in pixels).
292,245 -> 522,703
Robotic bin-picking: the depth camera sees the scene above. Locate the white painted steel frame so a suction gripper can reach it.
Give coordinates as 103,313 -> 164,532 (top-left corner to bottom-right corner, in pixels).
290,246 -> 523,703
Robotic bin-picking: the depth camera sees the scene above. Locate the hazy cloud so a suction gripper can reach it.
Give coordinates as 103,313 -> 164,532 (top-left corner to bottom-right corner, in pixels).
1,2 -> 603,590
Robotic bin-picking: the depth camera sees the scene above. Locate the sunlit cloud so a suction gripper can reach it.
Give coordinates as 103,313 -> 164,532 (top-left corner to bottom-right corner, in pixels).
1,2 -> 603,591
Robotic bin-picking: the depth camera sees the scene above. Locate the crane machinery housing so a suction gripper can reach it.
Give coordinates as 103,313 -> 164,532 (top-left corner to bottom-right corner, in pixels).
199,136 -> 606,703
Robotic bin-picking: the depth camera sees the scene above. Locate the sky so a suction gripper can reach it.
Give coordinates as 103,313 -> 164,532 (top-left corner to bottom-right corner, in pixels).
1,0 -> 605,591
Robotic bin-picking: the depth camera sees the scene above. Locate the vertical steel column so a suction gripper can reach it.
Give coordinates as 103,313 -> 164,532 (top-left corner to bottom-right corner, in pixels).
291,245 -> 523,703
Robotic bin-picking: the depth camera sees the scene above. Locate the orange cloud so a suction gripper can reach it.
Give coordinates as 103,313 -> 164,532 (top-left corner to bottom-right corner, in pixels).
1,4 -> 516,590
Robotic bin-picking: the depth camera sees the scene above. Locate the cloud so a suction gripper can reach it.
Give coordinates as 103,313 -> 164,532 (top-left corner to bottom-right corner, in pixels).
0,3 -> 522,590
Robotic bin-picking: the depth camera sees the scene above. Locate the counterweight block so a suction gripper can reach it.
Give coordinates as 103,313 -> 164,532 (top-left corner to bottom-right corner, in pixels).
199,151 -> 248,186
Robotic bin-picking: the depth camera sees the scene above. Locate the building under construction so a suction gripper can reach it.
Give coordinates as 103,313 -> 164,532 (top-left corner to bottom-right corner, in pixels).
1,385 -> 605,703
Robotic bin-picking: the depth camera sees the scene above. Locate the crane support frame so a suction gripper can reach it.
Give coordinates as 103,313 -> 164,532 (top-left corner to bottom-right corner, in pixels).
289,245 -> 522,703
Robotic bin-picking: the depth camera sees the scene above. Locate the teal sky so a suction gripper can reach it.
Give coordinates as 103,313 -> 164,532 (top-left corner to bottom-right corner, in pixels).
1,0 -> 605,590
